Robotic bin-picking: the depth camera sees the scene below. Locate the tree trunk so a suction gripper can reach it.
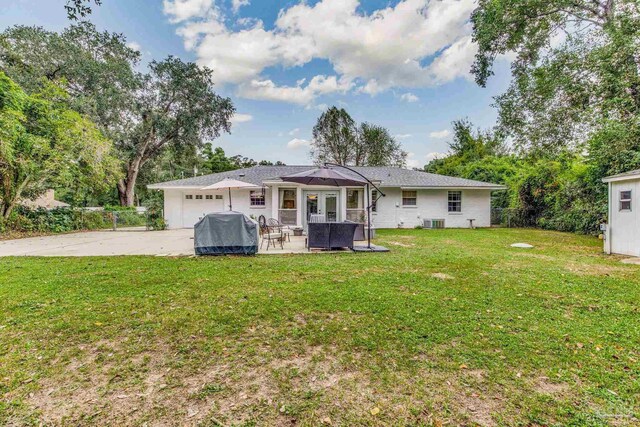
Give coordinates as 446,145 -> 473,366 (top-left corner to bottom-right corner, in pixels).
2,175 -> 30,220
117,157 -> 142,206
2,201 -> 17,220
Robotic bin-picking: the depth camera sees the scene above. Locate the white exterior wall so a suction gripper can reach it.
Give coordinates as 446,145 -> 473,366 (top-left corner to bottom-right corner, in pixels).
163,188 -> 272,229
371,188 -> 492,229
162,186 -> 493,229
608,179 -> 640,256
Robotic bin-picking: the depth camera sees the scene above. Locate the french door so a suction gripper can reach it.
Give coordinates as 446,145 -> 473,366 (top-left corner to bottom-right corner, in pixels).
303,191 -> 339,229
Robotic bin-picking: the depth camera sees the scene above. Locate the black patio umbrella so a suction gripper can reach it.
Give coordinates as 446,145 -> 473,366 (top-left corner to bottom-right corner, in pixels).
280,165 -> 387,252
280,166 -> 367,187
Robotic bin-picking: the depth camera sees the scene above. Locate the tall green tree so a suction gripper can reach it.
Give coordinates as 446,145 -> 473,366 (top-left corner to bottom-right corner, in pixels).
471,0 -> 640,151
116,56 -> 234,205
310,106 -> 406,166
311,107 -> 358,166
0,23 -> 140,130
357,123 -> 406,167
1,25 -> 235,206
0,72 -> 119,218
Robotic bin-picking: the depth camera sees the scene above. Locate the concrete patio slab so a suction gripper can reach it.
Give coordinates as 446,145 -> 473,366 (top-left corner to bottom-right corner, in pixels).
0,229 -> 353,257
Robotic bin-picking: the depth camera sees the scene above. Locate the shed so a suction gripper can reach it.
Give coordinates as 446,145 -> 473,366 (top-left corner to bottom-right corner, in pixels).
603,169 -> 640,256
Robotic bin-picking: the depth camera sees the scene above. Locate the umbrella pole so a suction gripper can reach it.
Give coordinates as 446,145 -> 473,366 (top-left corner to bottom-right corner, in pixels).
366,183 -> 372,249
228,187 -> 232,211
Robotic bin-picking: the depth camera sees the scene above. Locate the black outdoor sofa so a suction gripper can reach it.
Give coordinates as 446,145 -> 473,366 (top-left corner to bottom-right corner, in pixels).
306,221 -> 358,251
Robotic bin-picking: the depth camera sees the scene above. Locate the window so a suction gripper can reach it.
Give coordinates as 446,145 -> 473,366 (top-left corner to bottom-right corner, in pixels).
402,190 -> 417,206
215,195 -> 223,200
279,188 -> 297,225
347,189 -> 361,209
448,191 -> 462,213
205,195 -> 213,200
279,189 -> 296,209
371,190 -> 378,212
620,190 -> 632,211
195,195 -> 203,200
250,190 -> 265,207
185,194 -> 193,200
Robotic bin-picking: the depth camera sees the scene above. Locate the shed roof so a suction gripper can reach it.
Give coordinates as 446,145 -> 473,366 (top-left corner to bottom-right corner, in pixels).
602,169 -> 640,183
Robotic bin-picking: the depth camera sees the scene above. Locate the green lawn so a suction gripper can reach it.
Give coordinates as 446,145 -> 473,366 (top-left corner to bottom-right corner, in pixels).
1,228 -> 639,426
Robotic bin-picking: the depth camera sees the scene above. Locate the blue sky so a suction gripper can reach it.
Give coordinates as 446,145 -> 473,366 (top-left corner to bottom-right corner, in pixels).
2,0 -> 513,168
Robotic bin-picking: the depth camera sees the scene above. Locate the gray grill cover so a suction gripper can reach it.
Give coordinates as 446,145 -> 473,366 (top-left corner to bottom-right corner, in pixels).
194,211 -> 259,255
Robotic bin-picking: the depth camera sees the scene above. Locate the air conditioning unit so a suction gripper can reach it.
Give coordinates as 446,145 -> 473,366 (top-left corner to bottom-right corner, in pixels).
423,218 -> 445,229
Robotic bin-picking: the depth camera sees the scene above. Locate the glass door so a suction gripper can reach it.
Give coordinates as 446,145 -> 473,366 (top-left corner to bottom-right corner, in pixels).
303,191 -> 340,230
323,192 -> 338,222
305,193 -> 319,223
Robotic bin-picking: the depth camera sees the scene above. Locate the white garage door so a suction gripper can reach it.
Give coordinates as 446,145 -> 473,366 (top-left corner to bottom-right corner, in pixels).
182,194 -> 224,228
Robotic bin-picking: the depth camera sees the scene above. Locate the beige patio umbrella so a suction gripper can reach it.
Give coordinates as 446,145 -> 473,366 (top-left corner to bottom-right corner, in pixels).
201,178 -> 259,211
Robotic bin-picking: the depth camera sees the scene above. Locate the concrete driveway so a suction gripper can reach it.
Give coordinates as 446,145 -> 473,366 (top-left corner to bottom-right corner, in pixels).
0,228 -> 312,256
0,229 -> 195,257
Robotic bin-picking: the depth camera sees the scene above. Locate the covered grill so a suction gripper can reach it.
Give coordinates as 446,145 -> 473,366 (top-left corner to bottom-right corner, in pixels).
194,211 -> 259,255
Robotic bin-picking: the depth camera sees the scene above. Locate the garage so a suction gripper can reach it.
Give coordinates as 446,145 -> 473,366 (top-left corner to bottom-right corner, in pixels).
160,190 -> 226,229
181,193 -> 225,228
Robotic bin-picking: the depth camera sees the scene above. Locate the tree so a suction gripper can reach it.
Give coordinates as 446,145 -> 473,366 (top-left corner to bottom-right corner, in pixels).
115,56 -> 234,205
310,106 -> 406,166
424,119 -> 507,174
0,23 -> 140,128
0,72 -> 119,219
1,26 -> 235,206
65,0 -> 102,20
358,123 -> 406,167
200,145 -> 286,174
202,145 -> 236,173
471,0 -> 640,151
311,107 -> 358,165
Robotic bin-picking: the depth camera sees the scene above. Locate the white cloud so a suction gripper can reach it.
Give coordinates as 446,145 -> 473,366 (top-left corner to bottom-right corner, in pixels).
163,0 -> 214,23
406,152 -> 422,169
231,0 -> 250,13
238,75 -> 353,105
166,0 -> 480,104
425,152 -> 448,162
126,41 -> 142,52
400,92 -> 419,103
394,134 -> 412,139
310,103 -> 329,111
230,113 -> 253,124
287,138 -> 311,149
429,129 -> 451,139
289,128 -> 300,136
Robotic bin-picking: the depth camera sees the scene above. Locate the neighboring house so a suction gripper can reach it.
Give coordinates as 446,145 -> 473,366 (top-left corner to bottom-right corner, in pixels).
148,165 -> 506,230
603,169 -> 640,256
20,189 -> 69,210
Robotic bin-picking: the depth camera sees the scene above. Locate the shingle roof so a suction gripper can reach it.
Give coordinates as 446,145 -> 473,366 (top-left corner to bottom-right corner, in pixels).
602,168 -> 640,182
147,165 -> 506,189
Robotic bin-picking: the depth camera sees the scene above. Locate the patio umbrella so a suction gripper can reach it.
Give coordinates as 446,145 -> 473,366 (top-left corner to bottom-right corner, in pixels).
201,178 -> 259,211
279,166 -> 367,187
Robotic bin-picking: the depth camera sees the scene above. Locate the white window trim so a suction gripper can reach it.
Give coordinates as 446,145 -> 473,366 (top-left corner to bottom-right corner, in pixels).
249,190 -> 266,208
401,190 -> 418,207
447,191 -> 463,214
619,190 -> 632,211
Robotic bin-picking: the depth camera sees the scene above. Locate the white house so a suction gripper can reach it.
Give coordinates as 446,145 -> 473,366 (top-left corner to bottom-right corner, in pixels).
603,169 -> 640,256
148,165 -> 506,230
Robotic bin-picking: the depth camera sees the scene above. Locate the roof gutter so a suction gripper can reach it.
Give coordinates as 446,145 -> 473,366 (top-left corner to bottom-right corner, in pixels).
399,185 -> 507,190
146,185 -> 207,190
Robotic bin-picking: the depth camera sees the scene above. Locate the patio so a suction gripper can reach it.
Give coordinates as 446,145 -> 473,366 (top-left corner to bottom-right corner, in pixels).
0,228 -> 360,257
